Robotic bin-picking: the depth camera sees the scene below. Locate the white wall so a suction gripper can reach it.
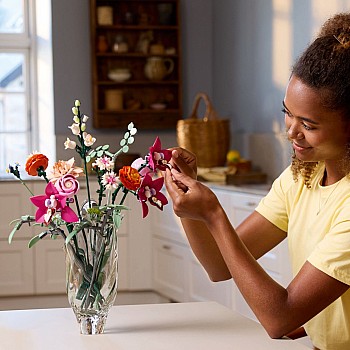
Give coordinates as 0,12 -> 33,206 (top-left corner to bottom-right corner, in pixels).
211,0 -> 350,179
51,1 -> 350,178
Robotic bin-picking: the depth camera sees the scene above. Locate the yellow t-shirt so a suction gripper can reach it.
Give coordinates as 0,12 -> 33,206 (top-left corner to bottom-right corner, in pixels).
256,162 -> 350,350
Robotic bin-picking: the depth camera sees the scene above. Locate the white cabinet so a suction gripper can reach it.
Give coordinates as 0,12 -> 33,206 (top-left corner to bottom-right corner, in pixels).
151,185 -> 293,321
0,180 -> 151,296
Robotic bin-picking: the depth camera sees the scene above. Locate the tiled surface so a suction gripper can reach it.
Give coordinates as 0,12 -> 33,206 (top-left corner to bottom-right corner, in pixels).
0,291 -> 170,311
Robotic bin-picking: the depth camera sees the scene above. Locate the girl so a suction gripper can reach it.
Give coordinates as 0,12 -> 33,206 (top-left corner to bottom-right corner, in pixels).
165,13 -> 350,350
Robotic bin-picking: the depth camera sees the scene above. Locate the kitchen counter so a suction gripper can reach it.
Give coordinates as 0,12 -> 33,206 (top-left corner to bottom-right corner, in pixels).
0,301 -> 310,350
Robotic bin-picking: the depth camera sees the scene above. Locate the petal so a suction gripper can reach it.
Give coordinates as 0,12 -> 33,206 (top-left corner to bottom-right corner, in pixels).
30,195 -> 48,208
141,201 -> 149,218
60,206 -> 79,223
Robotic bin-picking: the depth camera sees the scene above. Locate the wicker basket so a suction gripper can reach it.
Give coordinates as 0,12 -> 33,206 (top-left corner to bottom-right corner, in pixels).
177,93 -> 230,168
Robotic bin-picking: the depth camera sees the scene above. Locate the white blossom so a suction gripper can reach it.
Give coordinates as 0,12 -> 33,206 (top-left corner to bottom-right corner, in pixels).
83,132 -> 96,146
64,138 -> 77,150
69,123 -> 80,135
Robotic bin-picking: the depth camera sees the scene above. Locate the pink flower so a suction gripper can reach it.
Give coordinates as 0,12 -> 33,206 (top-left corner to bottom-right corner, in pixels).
131,157 -> 152,177
148,137 -> 172,172
54,174 -> 80,197
30,182 -> 79,224
137,174 -> 168,218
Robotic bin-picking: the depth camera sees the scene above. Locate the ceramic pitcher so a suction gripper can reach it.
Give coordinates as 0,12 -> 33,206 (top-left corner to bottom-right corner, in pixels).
144,57 -> 174,81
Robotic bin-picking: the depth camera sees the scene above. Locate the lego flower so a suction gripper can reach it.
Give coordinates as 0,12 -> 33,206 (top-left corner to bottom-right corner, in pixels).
49,158 -> 84,183
137,174 -> 168,218
64,137 -> 77,150
30,182 -> 79,224
102,171 -> 120,190
69,123 -> 80,135
54,174 -> 80,197
25,152 -> 49,176
148,137 -> 172,171
119,166 -> 141,191
93,156 -> 114,171
83,132 -> 96,146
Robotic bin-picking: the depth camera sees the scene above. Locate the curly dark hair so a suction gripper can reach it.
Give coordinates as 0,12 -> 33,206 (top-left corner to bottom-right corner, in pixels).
289,12 -> 350,187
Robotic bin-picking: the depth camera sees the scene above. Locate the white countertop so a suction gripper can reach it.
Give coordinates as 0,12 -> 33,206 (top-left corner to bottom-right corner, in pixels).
0,301 -> 310,350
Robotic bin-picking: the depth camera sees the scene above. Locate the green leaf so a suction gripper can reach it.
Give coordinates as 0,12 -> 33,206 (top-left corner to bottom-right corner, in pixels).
96,145 -> 102,151
124,131 -> 130,139
8,221 -> 22,244
120,139 -> 126,147
86,155 -> 91,163
113,211 -> 122,229
122,145 -> 129,153
65,221 -> 90,244
28,235 -> 41,248
97,150 -> 104,157
102,144 -> 109,150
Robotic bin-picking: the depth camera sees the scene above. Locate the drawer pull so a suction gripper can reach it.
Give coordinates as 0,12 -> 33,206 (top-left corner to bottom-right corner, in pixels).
246,201 -> 257,207
162,245 -> 171,250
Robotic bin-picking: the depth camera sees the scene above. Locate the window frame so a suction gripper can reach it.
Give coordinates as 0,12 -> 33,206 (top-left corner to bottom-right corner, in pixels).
0,0 -> 40,176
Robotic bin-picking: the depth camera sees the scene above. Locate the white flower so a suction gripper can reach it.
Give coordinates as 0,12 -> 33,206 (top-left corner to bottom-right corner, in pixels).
83,132 -> 96,146
102,171 -> 120,190
92,156 -> 114,171
72,106 -> 78,115
69,123 -> 80,135
82,115 -> 89,123
64,138 -> 77,150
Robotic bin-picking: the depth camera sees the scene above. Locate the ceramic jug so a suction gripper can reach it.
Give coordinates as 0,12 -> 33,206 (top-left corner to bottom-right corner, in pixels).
144,57 -> 174,81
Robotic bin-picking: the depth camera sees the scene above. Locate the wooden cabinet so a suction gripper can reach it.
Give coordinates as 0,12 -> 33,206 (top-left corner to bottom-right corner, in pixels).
90,0 -> 182,129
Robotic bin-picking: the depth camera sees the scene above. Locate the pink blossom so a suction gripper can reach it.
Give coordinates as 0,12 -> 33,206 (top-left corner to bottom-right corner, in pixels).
30,182 -> 79,224
54,174 -> 80,197
148,137 -> 172,171
137,174 -> 168,218
131,157 -> 152,177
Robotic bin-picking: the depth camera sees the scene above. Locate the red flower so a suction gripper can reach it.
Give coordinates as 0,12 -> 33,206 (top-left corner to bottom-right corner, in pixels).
119,166 -> 141,191
25,153 -> 49,176
148,137 -> 172,171
137,174 -> 168,218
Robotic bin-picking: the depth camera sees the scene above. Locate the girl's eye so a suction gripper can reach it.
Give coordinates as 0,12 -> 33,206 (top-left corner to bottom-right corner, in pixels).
281,108 -> 289,115
302,123 -> 313,131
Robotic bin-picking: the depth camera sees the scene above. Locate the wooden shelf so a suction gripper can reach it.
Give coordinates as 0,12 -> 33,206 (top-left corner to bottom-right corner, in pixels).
91,0 -> 182,129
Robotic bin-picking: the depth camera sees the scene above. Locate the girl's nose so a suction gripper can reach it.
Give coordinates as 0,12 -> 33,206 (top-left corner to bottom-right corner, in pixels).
287,123 -> 304,140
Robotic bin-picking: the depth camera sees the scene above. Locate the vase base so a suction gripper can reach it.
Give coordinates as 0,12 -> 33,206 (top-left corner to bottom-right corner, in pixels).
78,314 -> 107,335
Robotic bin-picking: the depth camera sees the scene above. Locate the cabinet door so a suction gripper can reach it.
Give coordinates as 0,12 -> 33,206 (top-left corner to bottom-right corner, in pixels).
0,240 -> 35,296
152,237 -> 188,302
0,182 -> 35,240
35,238 -> 66,294
188,253 -> 233,308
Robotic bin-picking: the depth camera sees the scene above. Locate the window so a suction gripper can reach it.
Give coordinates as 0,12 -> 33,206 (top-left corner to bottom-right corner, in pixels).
0,0 -> 33,176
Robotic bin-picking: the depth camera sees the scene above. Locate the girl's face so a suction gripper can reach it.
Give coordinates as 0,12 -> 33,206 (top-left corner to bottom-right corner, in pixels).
283,75 -> 350,164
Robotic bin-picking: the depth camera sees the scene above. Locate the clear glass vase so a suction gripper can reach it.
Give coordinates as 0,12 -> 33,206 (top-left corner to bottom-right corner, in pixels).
65,219 -> 118,335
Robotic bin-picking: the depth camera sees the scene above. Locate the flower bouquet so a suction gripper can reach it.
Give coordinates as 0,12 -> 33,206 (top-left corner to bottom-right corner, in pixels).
7,100 -> 172,334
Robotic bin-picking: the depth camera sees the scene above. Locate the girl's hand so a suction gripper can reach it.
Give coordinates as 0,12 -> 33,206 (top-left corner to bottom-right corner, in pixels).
169,148 -> 197,179
165,167 -> 220,222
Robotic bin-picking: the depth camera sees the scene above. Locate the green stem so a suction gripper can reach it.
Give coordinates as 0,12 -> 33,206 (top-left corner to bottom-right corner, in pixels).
19,179 -> 34,196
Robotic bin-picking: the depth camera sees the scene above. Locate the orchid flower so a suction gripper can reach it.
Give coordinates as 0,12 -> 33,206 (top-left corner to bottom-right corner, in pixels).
30,182 -> 79,225
137,173 -> 168,218
148,136 -> 172,171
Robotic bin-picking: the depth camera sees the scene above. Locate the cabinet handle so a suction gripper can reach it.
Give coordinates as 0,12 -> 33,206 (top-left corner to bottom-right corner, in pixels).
246,201 -> 257,207
162,244 -> 171,250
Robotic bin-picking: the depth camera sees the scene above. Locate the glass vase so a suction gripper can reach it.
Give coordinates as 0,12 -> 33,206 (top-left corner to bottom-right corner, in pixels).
65,219 -> 118,335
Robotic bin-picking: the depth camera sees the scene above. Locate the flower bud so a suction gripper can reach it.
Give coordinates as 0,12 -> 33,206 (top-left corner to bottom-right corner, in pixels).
72,107 -> 78,115
74,100 -> 81,107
